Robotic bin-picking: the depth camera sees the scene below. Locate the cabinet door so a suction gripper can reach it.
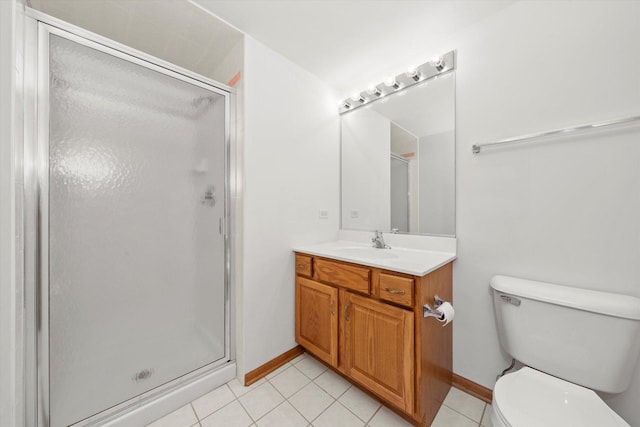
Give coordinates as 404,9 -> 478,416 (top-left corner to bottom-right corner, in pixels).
344,292 -> 414,413
296,277 -> 338,367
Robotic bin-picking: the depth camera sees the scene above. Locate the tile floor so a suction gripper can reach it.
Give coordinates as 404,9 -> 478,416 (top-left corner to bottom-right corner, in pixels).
147,353 -> 493,427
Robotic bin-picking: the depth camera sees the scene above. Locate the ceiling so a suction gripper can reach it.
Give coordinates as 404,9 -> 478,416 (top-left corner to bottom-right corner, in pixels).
28,0 -> 243,83
192,0 -> 516,97
27,0 -> 516,98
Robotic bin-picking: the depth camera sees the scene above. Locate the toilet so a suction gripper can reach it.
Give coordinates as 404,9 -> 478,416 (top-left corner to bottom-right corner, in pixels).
490,275 -> 640,427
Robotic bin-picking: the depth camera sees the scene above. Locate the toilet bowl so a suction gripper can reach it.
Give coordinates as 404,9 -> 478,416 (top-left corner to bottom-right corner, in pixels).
490,275 -> 640,427
490,367 -> 629,427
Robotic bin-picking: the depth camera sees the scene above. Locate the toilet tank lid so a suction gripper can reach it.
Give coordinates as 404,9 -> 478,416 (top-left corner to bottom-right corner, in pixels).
490,275 -> 640,320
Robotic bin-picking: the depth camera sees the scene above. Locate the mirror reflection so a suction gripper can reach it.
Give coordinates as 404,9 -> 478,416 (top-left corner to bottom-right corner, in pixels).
341,72 -> 455,236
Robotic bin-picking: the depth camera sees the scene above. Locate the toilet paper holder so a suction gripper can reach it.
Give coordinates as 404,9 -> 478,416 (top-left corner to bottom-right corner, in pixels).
423,295 -> 446,319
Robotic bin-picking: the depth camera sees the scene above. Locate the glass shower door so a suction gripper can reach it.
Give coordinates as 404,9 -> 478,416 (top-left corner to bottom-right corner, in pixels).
45,30 -> 228,427
390,155 -> 409,232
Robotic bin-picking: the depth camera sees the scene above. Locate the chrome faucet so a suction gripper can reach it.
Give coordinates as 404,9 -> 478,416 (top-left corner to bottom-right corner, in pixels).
371,230 -> 391,249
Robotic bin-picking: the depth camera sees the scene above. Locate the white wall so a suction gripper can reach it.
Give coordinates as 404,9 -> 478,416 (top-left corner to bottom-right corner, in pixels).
241,36 -> 339,374
341,108 -> 390,231
448,1 -> 640,424
335,1 -> 640,424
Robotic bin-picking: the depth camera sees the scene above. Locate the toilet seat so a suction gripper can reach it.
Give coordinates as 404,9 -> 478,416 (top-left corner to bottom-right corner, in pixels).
492,367 -> 629,427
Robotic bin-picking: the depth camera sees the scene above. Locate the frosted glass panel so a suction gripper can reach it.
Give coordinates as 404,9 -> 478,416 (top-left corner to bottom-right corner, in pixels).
48,34 -> 227,427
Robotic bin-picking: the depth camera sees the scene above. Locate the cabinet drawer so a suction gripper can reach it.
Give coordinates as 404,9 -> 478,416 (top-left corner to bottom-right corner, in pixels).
295,254 -> 313,277
379,273 -> 414,307
315,259 -> 370,294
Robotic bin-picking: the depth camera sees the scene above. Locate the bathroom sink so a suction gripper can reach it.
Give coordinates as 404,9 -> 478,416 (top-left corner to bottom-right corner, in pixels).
334,247 -> 399,260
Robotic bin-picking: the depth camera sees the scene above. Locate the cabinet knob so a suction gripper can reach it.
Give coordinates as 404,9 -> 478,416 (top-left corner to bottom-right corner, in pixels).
384,288 -> 406,295
330,299 -> 335,316
297,264 -> 306,269
343,303 -> 350,321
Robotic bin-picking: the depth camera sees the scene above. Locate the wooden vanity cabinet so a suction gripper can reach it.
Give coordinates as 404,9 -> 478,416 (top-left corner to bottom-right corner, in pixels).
294,253 -> 453,427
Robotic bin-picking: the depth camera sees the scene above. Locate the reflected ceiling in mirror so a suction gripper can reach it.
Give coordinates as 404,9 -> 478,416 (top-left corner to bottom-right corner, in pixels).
341,71 -> 455,236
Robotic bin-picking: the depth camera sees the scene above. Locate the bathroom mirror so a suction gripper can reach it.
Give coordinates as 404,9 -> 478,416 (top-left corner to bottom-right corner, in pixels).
341,71 -> 455,236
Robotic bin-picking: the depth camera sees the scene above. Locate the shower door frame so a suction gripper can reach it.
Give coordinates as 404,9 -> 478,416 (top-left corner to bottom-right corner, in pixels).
23,10 -> 236,427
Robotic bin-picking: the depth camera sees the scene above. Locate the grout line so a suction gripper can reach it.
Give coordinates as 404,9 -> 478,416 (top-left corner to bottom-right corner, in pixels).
333,400 -> 367,426
334,383 -> 352,400
367,405 -> 383,425
260,387 -> 286,422
312,372 -> 351,400
337,385 -> 382,424
290,352 -> 308,365
307,395 -> 337,425
198,398 -> 241,424
265,361 -> 293,381
285,398 -> 311,426
290,363 -> 312,384
285,373 -> 338,425
478,402 -> 487,427
442,402 -> 485,426
234,397 -> 254,423
192,383 -> 237,422
259,369 -> 311,424
179,353 -> 486,427
255,400 -> 289,424
307,384 -> 337,424
235,382 -> 269,423
189,402 -> 200,421
339,391 -> 380,424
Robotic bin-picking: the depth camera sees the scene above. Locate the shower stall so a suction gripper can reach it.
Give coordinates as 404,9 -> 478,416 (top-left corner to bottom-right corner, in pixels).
24,13 -> 235,427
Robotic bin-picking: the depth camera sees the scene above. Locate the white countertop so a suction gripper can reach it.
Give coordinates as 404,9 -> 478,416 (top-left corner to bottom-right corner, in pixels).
293,240 -> 456,276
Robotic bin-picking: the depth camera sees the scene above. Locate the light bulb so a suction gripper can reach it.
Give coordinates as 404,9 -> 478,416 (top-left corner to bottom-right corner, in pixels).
384,77 -> 401,89
406,66 -> 421,81
350,92 -> 366,103
367,85 -> 382,97
430,56 -> 445,71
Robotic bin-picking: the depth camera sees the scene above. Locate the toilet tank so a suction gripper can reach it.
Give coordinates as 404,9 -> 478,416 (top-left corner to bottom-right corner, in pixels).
491,275 -> 640,393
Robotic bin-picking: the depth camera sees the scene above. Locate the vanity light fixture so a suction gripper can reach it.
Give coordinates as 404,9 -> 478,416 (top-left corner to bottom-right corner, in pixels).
339,50 -> 455,114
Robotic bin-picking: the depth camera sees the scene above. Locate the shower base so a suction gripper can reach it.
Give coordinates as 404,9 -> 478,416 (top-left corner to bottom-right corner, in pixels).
52,321 -> 233,427
101,361 -> 236,427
